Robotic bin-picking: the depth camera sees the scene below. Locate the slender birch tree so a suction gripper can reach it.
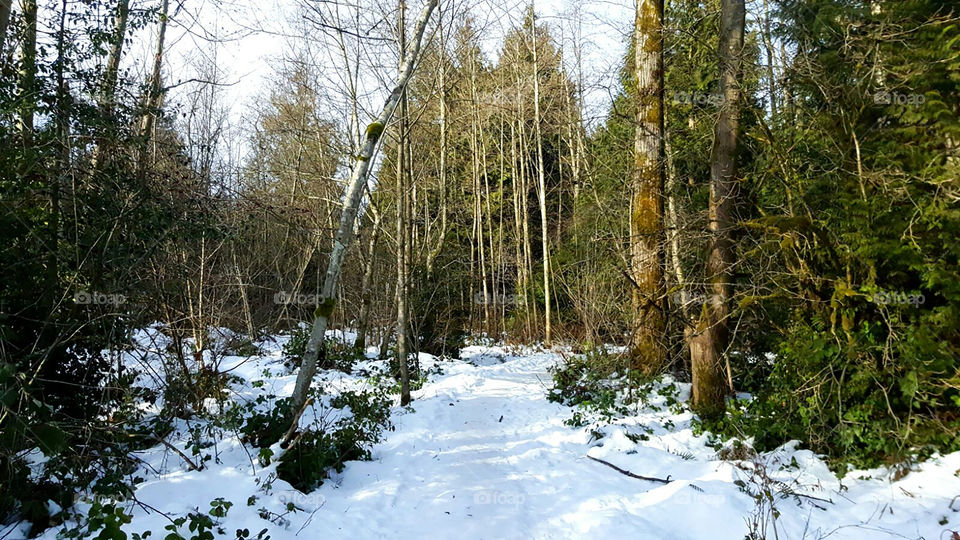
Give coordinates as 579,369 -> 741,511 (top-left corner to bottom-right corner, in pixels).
529,3 -> 552,347
394,0 -> 413,406
284,0 -> 439,440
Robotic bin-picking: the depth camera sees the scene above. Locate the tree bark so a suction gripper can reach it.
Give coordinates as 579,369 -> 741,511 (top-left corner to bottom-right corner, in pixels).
630,0 -> 667,376
394,0 -> 412,406
50,0 -> 70,302
284,0 -> 439,440
761,0 -> 778,120
468,50 -> 490,331
689,0 -> 745,420
100,0 -> 130,112
425,24 -> 447,277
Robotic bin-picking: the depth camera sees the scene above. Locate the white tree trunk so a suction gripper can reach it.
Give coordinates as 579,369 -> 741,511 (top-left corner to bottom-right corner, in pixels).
284,0 -> 439,441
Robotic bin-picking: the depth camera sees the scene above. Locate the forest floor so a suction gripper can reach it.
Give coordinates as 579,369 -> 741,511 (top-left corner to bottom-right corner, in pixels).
23,331 -> 960,540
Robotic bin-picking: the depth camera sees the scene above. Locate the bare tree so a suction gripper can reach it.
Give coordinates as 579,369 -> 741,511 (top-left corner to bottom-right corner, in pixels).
354,198 -> 382,352
284,0 -> 440,442
394,0 -> 413,405
530,2 -> 553,347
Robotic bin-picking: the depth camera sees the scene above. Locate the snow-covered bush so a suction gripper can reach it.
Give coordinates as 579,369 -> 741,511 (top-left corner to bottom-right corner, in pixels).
276,389 -> 392,492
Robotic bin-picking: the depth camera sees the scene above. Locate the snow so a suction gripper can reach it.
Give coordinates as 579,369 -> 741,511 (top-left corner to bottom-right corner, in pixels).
23,336 -> 960,540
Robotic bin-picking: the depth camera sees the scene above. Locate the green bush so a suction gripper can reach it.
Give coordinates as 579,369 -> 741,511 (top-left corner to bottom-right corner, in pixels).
281,327 -> 311,367
239,396 -> 294,449
283,330 -> 364,374
547,347 -> 627,407
704,319 -> 960,472
277,389 -> 391,492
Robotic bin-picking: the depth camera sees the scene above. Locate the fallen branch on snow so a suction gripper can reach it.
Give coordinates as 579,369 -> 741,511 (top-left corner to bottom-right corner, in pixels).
152,434 -> 201,471
587,455 -> 672,484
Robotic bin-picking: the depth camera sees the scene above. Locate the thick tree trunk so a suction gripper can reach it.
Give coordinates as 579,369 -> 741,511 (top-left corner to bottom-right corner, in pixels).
689,0 -> 745,420
630,0 -> 667,376
284,0 -> 439,441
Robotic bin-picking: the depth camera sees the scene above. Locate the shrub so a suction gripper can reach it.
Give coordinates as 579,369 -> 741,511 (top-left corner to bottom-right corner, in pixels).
547,347 -> 627,407
282,327 -> 311,367
277,389 -> 391,492
703,320 -> 960,472
283,330 -> 364,374
239,396 -> 294,449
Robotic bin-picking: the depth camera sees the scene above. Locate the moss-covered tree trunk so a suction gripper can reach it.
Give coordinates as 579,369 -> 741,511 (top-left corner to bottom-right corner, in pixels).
629,0 -> 667,376
689,0 -> 745,420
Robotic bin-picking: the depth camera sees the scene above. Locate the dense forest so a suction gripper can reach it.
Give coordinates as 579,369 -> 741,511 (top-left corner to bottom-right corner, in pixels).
0,0 -> 958,538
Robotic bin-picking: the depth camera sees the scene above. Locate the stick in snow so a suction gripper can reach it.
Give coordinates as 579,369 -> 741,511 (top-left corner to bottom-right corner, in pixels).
153,434 -> 201,471
587,455 -> 672,484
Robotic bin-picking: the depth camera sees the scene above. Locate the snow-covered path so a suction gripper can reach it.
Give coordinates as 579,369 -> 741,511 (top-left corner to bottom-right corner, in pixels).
308,349 -> 730,539
296,347 -> 960,540
30,338 -> 960,540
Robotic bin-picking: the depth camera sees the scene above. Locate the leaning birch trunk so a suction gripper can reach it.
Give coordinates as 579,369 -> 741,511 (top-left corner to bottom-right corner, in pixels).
283,0 -> 439,443
689,0 -> 745,420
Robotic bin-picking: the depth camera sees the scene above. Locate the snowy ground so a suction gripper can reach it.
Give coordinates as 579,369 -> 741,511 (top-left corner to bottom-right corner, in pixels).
19,332 -> 960,540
